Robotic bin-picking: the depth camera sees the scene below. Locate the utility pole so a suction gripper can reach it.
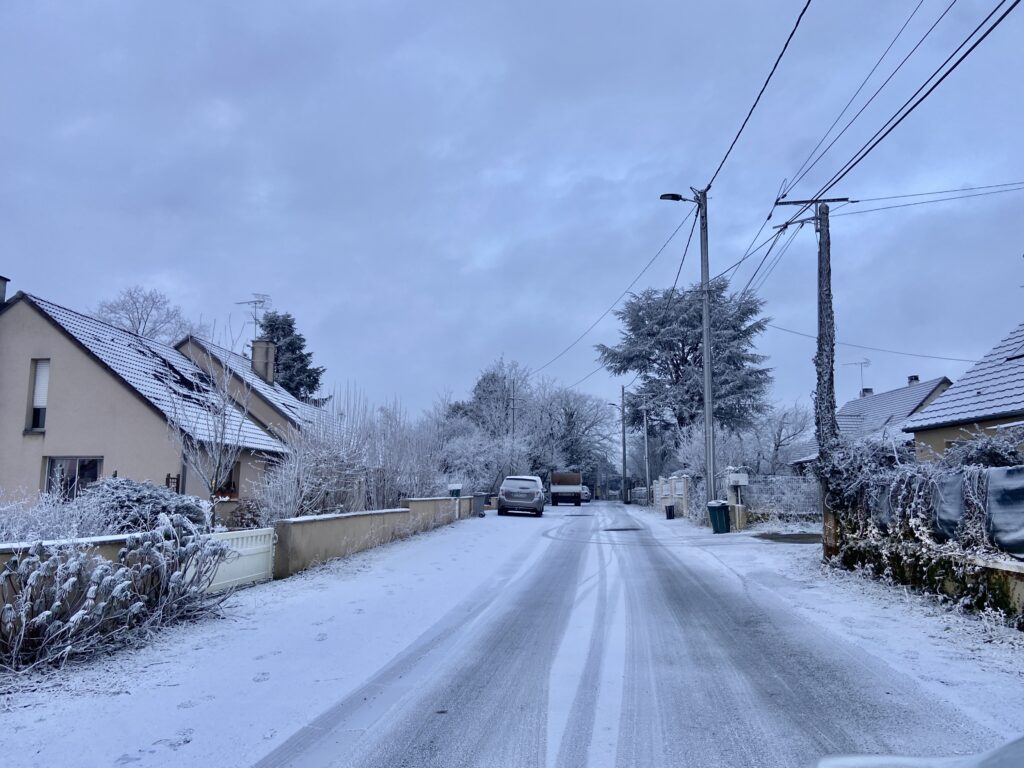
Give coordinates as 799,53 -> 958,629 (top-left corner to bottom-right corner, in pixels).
695,187 -> 715,506
661,189 -> 715,506
621,385 -> 627,504
814,202 -> 840,451
777,197 -> 846,557
642,404 -> 651,506
510,378 -> 516,474
777,198 -> 847,454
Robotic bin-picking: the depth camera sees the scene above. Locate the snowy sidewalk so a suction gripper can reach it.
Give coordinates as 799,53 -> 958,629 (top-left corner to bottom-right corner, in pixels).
1,515 -> 550,767
635,507 -> 1024,741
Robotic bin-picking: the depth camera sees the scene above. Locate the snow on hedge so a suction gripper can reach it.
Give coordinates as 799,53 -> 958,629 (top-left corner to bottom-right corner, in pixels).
0,513 -> 229,672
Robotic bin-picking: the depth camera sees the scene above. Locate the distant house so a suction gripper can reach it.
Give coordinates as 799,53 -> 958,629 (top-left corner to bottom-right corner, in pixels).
791,375 -> 951,470
0,279 -> 285,504
904,319 -> 1024,458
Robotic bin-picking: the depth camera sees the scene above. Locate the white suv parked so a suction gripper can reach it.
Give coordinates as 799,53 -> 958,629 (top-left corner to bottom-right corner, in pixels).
497,475 -> 546,516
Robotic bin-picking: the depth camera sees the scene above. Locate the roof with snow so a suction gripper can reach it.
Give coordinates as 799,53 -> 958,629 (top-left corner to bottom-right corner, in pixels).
180,336 -> 325,430
904,319 -> 1024,432
21,294 -> 285,453
792,376 -> 950,464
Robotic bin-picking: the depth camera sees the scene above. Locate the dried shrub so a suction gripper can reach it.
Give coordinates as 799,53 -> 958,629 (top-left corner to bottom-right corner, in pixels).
0,514 -> 230,672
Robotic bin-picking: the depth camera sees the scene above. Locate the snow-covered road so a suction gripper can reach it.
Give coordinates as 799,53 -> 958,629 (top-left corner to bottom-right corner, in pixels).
5,501 -> 1023,767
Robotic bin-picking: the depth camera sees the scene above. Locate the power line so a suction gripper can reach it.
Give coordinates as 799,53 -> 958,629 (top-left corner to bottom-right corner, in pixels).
712,225 -> 787,284
784,0 -> 927,197
528,204 -> 697,378
707,0 -> 813,188
851,180 -> 1024,203
767,323 -> 981,362
769,0 -> 1018,240
783,0 -> 957,196
808,0 -> 1019,204
568,364 -> 606,389
571,215 -> 700,392
833,184 -> 1024,217
670,214 -> 700,292
749,222 -> 805,294
739,227 -> 789,294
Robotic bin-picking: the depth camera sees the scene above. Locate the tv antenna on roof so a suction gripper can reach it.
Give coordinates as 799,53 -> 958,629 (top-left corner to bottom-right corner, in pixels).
235,293 -> 271,342
843,357 -> 871,392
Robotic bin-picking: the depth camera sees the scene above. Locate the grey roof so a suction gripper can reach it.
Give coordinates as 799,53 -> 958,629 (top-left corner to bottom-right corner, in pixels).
25,294 -> 284,453
791,376 -> 949,464
182,337 -> 324,430
838,376 -> 950,439
904,319 -> 1024,432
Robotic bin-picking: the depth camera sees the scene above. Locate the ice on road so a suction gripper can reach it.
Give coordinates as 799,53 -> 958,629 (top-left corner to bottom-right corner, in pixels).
4,502 -> 1023,768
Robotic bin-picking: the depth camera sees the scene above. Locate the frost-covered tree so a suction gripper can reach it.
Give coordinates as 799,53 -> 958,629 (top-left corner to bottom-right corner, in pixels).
95,286 -> 207,344
441,360 -> 616,490
166,352 -> 254,525
752,403 -> 812,475
596,279 -> 772,440
258,311 -> 325,400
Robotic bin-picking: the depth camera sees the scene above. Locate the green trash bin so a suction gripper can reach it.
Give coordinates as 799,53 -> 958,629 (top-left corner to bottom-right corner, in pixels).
707,500 -> 730,534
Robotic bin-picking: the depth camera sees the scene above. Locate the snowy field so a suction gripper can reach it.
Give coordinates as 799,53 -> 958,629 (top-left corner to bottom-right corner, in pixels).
2,503 -> 1022,767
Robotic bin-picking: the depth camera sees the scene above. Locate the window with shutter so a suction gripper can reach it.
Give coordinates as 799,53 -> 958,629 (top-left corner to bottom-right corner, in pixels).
30,359 -> 50,430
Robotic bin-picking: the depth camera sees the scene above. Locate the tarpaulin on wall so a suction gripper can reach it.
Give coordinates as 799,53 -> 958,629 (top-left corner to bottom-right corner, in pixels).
933,473 -> 964,542
986,465 -> 1024,555
870,488 -> 892,532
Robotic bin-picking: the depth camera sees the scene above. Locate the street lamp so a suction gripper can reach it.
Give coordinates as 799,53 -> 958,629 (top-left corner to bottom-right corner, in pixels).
661,189 -> 716,505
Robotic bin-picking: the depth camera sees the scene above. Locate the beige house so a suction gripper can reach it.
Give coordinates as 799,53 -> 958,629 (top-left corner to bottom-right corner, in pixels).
0,279 -> 285,504
904,318 -> 1024,458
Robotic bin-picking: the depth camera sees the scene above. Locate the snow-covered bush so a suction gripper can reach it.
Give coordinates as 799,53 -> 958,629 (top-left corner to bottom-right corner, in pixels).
0,480 -> 209,543
72,478 -> 209,533
817,433 -> 1023,628
0,490 -> 107,542
939,426 -> 1024,470
0,514 -> 229,671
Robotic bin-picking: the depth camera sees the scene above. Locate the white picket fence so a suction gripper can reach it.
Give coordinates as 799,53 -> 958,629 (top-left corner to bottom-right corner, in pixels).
207,528 -> 275,592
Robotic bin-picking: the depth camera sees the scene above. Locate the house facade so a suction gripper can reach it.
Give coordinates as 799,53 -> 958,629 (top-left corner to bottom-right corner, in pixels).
0,282 -> 284,504
904,319 -> 1024,458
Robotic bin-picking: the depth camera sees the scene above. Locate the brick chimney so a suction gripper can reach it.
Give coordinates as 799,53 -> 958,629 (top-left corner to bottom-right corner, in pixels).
251,339 -> 276,384
907,374 -> 920,385
0,275 -> 8,303
860,387 -> 874,398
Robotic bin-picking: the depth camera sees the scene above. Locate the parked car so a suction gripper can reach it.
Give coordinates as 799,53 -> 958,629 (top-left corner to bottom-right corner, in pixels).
581,485 -> 592,503
496,475 -> 546,517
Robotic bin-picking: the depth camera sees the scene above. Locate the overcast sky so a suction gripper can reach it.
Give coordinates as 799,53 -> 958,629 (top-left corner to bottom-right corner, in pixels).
2,1 -> 1022,414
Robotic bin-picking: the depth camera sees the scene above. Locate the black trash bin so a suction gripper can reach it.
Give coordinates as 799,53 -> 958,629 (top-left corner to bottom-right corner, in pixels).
665,504 -> 675,520
707,500 -> 730,534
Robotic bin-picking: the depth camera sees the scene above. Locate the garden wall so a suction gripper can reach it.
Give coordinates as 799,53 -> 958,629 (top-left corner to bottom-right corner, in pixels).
829,463 -> 1024,626
273,495 -> 473,579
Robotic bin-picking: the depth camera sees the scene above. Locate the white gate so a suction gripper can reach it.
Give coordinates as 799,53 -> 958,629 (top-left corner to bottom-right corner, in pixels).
208,528 -> 275,592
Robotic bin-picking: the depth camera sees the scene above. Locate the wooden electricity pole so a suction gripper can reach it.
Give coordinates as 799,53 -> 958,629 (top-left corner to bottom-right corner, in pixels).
778,197 -> 847,556
776,198 -> 847,458
813,202 -> 840,452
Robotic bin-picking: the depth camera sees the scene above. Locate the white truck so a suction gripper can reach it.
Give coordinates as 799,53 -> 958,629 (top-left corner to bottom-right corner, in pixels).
549,471 -> 583,506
